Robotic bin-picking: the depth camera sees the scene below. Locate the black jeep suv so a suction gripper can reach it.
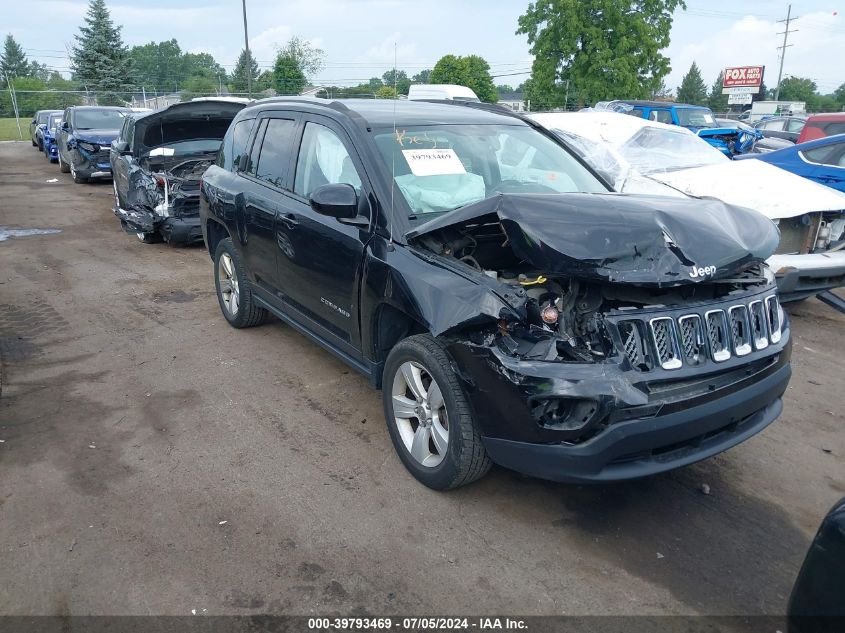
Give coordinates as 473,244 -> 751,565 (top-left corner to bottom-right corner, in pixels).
199,98 -> 792,490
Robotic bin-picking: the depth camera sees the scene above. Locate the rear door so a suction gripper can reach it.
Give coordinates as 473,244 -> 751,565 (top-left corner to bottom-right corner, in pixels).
111,117 -> 134,202
237,114 -> 299,295
275,116 -> 371,355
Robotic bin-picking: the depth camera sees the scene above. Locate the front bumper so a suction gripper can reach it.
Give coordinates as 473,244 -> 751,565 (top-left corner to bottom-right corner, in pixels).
482,361 -> 789,483
767,252 -> 845,302
73,148 -> 112,179
116,204 -> 202,245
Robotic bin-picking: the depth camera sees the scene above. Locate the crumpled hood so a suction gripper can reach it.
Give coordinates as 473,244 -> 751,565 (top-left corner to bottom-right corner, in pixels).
648,160 -> 845,219
408,193 -> 779,287
76,129 -> 120,146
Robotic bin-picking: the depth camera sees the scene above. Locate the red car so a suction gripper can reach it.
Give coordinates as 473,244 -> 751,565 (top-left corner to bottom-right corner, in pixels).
797,113 -> 845,143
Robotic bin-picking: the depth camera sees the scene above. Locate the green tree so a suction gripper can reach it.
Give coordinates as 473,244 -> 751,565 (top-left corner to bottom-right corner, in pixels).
375,85 -> 397,99
517,0 -> 684,106
676,61 -> 707,105
230,49 -> 259,93
129,39 -> 183,92
429,54 -> 498,103
708,71 -> 728,112
496,84 -> 515,94
382,69 -> 411,95
273,54 -> 306,95
411,69 -> 431,84
1,34 -> 30,78
834,82 -> 845,108
180,74 -> 219,101
277,36 -> 324,78
777,76 -> 817,104
70,0 -> 133,104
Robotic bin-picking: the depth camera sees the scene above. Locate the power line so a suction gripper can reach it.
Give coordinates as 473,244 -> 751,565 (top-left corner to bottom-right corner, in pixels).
774,4 -> 798,101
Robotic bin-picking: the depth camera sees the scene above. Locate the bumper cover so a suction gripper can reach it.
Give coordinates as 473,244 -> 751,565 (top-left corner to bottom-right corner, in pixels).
767,252 -> 845,301
73,148 -> 112,179
116,205 -> 202,244
482,361 -> 790,483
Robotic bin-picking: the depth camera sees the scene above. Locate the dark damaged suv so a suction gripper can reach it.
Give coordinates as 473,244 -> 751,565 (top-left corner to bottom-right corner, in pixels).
199,98 -> 792,490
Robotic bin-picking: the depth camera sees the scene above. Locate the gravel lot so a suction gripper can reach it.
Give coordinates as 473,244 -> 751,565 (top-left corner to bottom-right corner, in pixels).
1,140 -> 843,617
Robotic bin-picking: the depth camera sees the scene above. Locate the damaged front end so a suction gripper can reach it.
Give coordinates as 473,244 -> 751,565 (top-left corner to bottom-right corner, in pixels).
115,156 -> 213,243
408,193 -> 791,482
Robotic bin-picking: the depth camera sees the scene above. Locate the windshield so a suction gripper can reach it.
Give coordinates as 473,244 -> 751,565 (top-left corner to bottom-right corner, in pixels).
37,112 -> 51,125
618,126 -> 727,173
75,109 -> 127,130
676,108 -> 716,127
373,124 -> 606,218
47,114 -> 62,133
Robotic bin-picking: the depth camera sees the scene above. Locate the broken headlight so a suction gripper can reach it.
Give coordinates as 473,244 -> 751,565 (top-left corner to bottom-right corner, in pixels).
77,141 -> 99,153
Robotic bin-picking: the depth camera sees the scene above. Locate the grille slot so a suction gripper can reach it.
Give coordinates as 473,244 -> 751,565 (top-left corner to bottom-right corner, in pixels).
650,318 -> 682,370
619,320 -> 648,370
728,305 -> 752,356
705,310 -> 732,362
677,315 -> 706,365
748,301 -> 769,350
765,295 -> 782,343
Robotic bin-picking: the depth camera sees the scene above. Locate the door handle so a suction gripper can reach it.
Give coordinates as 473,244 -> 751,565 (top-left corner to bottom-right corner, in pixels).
278,213 -> 299,228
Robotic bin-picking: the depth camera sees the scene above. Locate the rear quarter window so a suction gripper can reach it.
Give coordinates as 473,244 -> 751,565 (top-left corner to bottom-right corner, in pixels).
217,117 -> 254,171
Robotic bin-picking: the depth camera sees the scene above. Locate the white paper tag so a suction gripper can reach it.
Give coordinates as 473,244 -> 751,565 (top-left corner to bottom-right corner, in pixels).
401,149 -> 466,177
149,147 -> 175,157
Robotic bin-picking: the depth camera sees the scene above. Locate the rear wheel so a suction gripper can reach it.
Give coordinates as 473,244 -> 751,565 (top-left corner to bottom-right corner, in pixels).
213,237 -> 267,328
383,334 -> 491,490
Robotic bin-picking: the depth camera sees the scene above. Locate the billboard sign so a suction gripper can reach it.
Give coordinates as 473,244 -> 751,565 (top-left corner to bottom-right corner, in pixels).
728,93 -> 753,105
722,66 -> 764,94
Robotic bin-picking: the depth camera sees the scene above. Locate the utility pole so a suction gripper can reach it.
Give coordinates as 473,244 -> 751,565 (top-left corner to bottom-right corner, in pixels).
774,4 -> 798,101
242,0 -> 252,98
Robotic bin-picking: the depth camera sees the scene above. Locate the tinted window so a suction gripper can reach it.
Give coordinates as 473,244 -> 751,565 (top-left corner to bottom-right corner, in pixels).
255,118 -> 296,188
823,122 -> 845,136
294,122 -> 361,198
803,143 -> 845,166
231,118 -> 254,171
760,119 -> 784,130
245,119 -> 267,176
629,108 -> 644,118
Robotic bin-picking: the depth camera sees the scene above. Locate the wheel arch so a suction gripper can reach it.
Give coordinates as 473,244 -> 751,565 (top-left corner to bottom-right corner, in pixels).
205,219 -> 230,260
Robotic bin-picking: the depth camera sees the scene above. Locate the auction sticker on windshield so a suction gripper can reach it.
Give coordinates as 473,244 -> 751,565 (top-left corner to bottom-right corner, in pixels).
402,149 -> 466,177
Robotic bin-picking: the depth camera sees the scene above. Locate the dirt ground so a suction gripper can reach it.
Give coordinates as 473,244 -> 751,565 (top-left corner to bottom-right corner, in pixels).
0,140 -> 843,617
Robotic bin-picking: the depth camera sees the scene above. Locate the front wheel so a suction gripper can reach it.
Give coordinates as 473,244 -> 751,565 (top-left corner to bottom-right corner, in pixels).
213,237 -> 267,328
70,161 -> 87,184
382,335 -> 491,490
58,153 -> 70,173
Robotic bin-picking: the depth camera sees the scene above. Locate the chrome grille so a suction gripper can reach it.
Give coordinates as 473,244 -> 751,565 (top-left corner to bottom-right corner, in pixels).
650,318 -> 683,370
766,295 -> 782,343
613,294 -> 782,372
706,310 -> 732,362
728,305 -> 752,356
678,315 -> 706,365
748,301 -> 769,350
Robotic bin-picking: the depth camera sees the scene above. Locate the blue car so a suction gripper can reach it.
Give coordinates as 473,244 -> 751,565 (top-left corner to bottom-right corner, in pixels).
42,112 -> 63,163
57,105 -> 130,183
608,100 -> 757,156
735,133 -> 845,193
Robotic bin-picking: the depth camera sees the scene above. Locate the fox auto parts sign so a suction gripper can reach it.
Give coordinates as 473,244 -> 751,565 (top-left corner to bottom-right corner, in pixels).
722,66 -> 764,94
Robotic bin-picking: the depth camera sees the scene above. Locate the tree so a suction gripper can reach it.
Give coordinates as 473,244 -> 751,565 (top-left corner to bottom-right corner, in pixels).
1,34 -> 30,78
130,39 -> 183,92
429,54 -> 498,103
516,0 -> 684,106
708,71 -> 728,112
375,86 -> 397,99
651,80 -> 673,100
272,54 -> 306,95
277,36 -> 324,78
230,48 -> 259,93
382,69 -> 411,95
834,82 -> 845,108
497,84 -> 515,94
777,76 -> 817,104
676,61 -> 707,105
411,69 -> 431,84
70,0 -> 133,104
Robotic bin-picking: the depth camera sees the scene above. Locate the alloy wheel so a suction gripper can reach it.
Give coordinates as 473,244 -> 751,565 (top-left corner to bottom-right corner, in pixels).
391,361 -> 449,467
217,252 -> 239,316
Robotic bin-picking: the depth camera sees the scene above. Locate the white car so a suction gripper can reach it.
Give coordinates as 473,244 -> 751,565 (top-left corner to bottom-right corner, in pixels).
529,112 -> 845,302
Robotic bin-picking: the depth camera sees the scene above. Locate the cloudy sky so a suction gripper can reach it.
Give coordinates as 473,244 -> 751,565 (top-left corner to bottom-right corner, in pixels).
6,0 -> 844,94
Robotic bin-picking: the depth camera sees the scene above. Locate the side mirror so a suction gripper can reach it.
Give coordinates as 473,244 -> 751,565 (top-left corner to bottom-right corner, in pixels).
31,119 -> 37,124
112,140 -> 130,154
309,183 -> 358,220
61,122 -> 69,131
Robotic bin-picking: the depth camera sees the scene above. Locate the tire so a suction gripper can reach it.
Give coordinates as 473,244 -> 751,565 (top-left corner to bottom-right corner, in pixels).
58,153 -> 70,173
213,237 -> 267,328
382,334 -> 491,490
70,161 -> 87,184
37,139 -> 43,152
136,231 -> 161,244
31,138 -> 37,147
